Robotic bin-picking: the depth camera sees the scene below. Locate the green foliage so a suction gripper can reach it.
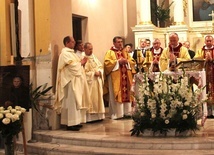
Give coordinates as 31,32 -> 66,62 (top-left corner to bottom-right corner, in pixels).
30,83 -> 53,112
153,0 -> 174,22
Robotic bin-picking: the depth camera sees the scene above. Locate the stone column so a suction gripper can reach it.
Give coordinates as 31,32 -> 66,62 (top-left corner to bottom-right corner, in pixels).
19,0 -> 34,57
138,0 -> 151,25
173,0 -> 184,25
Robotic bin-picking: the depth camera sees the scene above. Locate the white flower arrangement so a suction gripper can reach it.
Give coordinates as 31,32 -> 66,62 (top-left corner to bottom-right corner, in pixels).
131,72 -> 204,136
0,106 -> 26,138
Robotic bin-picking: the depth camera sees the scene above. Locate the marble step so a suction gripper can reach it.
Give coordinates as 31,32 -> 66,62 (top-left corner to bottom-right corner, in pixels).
27,130 -> 214,150
15,119 -> 214,154
16,141 -> 214,155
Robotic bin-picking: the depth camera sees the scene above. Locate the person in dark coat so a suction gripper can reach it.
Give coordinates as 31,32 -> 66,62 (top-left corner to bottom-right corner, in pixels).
6,75 -> 30,111
183,41 -> 195,59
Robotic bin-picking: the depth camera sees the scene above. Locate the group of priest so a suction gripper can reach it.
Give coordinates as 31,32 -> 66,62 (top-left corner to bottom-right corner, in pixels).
54,33 -> 214,131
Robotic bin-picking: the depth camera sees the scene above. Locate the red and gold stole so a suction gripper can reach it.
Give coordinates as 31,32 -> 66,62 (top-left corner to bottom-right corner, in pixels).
202,46 -> 214,104
151,47 -> 163,61
168,43 -> 183,58
111,47 -> 130,102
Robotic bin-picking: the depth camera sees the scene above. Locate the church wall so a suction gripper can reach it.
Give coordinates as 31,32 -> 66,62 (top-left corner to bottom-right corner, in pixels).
31,0 -> 73,91
50,0 -> 73,93
125,0 -> 136,47
72,0 -> 126,63
34,0 -> 51,56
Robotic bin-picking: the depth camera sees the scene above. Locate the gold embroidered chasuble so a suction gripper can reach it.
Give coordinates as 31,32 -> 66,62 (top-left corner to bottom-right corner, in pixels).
160,44 -> 191,72
104,48 -> 135,103
195,46 -> 214,104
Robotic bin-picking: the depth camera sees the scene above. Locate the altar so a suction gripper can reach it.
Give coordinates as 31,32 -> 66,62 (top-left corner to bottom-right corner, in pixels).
131,70 -> 207,136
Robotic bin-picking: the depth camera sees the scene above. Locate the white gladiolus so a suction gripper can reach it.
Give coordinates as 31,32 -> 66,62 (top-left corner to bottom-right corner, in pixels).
140,112 -> 145,116
165,119 -> 169,124
144,89 -> 150,96
184,102 -> 190,106
2,118 -> 11,125
151,114 -> 156,118
183,110 -> 187,113
167,113 -> 172,118
182,114 -> 188,120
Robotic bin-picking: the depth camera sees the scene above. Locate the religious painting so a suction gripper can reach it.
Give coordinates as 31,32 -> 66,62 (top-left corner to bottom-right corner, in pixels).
0,65 -> 30,109
192,0 -> 214,21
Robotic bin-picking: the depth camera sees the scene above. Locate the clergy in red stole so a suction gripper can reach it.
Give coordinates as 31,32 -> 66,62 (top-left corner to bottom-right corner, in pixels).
148,38 -> 163,72
160,33 -> 190,72
194,35 -> 214,108
104,36 -> 135,119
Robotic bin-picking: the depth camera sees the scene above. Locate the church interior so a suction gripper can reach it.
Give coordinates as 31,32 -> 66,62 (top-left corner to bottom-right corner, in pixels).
1,0 -> 214,154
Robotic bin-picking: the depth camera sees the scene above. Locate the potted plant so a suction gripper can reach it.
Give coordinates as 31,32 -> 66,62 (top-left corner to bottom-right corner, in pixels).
28,83 -> 52,143
154,0 -> 174,27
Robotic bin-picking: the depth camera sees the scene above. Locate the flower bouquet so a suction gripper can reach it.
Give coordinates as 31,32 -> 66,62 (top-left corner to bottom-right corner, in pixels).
130,72 -> 204,136
0,106 -> 26,154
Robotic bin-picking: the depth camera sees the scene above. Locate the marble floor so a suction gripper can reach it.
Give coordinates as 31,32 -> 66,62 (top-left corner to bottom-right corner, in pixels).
1,116 -> 214,155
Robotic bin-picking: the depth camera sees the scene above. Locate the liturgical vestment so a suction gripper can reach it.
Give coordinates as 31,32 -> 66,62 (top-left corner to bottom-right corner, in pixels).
195,46 -> 214,104
54,47 -> 90,126
160,43 -> 191,72
104,47 -> 135,119
84,54 -> 105,122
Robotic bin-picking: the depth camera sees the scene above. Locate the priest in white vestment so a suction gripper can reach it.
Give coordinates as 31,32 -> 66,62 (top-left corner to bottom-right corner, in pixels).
84,42 -> 105,122
74,40 -> 85,59
54,36 -> 91,131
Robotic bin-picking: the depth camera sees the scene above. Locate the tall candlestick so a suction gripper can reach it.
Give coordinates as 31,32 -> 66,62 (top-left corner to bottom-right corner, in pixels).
137,50 -> 143,64
146,51 -> 150,62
